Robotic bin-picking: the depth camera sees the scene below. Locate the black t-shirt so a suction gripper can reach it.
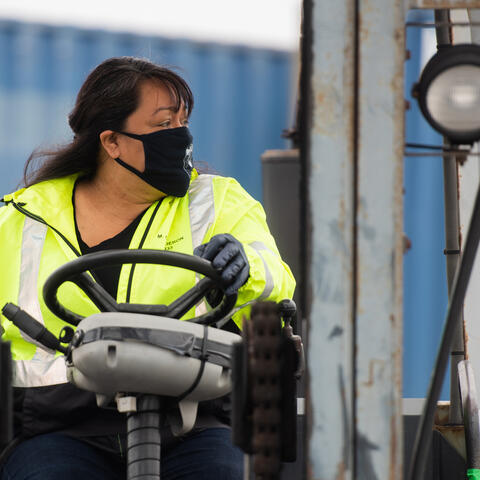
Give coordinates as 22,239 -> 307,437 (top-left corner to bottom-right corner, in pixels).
74,205 -> 148,299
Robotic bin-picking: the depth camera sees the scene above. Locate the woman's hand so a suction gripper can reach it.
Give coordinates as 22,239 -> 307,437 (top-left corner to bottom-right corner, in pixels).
194,234 -> 250,295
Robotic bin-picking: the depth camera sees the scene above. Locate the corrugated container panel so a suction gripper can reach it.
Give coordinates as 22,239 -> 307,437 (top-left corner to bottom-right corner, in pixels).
403,9 -> 449,399
0,20 -> 293,200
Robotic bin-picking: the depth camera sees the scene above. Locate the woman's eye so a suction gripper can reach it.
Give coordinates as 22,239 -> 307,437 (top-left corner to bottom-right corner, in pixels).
159,120 -> 171,127
182,119 -> 189,126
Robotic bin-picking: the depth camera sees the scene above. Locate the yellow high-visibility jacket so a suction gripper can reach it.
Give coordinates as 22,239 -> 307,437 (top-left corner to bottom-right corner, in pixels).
0,169 -> 295,393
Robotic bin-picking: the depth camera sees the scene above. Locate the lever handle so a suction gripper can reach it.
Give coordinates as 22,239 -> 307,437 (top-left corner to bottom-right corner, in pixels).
2,303 -> 66,354
278,299 -> 297,319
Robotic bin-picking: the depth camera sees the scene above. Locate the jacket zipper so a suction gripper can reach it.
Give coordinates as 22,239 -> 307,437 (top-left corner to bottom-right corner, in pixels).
125,200 -> 162,302
10,201 -> 81,257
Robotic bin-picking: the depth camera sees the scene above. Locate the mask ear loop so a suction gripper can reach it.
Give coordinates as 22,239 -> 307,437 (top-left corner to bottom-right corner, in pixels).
113,131 -> 147,178
118,131 -> 143,141
113,157 -> 147,180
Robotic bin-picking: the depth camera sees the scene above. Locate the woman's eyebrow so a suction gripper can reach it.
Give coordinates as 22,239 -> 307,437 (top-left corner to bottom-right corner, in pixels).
151,105 -> 188,116
151,106 -> 176,115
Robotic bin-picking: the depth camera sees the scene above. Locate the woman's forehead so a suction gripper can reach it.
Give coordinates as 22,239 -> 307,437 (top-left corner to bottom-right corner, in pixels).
138,80 -> 185,114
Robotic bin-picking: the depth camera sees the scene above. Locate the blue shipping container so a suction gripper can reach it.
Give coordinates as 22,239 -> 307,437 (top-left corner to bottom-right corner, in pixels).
0,20 -> 293,201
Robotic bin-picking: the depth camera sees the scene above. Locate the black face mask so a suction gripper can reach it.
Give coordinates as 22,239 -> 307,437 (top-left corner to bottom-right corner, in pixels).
114,126 -> 194,197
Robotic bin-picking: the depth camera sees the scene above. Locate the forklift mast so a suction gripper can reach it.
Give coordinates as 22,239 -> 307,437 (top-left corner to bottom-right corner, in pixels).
261,0 -> 480,479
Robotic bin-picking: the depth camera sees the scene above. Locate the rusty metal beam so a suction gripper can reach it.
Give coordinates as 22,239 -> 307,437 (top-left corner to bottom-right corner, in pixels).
306,0 -> 404,477
354,0 -> 404,477
305,0 -> 355,477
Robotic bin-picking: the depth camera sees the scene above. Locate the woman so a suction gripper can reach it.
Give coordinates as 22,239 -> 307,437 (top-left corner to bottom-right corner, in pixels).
0,57 -> 295,479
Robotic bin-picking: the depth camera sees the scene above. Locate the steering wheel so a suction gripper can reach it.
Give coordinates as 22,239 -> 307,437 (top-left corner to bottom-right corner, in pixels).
42,249 -> 237,327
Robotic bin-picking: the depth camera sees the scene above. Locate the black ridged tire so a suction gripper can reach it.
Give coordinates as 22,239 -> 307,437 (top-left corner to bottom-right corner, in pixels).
248,301 -> 283,480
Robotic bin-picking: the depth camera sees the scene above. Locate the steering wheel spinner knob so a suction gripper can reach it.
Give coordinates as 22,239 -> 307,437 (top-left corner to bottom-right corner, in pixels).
66,329 -> 84,363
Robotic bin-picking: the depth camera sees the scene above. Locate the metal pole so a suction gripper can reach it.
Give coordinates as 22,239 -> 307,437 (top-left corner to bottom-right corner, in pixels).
444,154 -> 465,425
408,179 -> 480,480
305,0 -> 356,476
434,9 -> 451,45
354,0 -> 404,476
434,9 -> 465,426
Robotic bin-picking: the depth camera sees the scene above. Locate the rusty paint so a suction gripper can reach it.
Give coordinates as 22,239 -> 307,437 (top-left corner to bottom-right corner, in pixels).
312,76 -> 344,136
403,235 -> 412,253
434,401 -> 450,425
336,460 -> 346,480
361,359 -> 386,387
316,91 -> 326,105
456,156 -> 463,248
457,154 -> 468,167
464,325 -> 469,359
457,156 -> 462,203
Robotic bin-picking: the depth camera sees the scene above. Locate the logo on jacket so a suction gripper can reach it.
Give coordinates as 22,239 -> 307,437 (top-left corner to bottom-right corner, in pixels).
183,144 -> 193,174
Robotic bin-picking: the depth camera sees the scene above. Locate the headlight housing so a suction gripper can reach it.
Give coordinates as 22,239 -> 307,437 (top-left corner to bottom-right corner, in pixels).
413,43 -> 480,145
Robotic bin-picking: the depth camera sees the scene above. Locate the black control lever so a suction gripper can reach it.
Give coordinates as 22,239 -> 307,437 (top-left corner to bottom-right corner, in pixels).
279,299 -> 305,379
2,303 -> 66,354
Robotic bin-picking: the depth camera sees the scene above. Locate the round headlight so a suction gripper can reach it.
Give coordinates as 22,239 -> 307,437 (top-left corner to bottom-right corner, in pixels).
413,44 -> 480,145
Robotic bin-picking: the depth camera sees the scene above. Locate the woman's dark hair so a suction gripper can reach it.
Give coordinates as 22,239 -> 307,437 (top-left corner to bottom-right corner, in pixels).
23,57 -> 194,186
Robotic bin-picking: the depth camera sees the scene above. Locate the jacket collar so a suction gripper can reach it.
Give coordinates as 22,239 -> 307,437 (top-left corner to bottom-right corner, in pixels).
3,174 -> 81,258
3,169 -> 200,251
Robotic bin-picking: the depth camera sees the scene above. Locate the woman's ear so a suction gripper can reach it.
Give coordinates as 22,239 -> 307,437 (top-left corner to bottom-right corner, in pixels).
99,130 -> 119,158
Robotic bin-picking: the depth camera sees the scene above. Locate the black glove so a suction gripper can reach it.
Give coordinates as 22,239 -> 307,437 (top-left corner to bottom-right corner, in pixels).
194,234 -> 250,295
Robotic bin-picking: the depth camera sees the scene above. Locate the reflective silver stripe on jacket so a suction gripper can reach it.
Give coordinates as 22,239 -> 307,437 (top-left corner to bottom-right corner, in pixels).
13,217 -> 67,387
188,174 -> 216,250
14,356 -> 67,388
189,175 -> 216,316
249,241 -> 275,299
